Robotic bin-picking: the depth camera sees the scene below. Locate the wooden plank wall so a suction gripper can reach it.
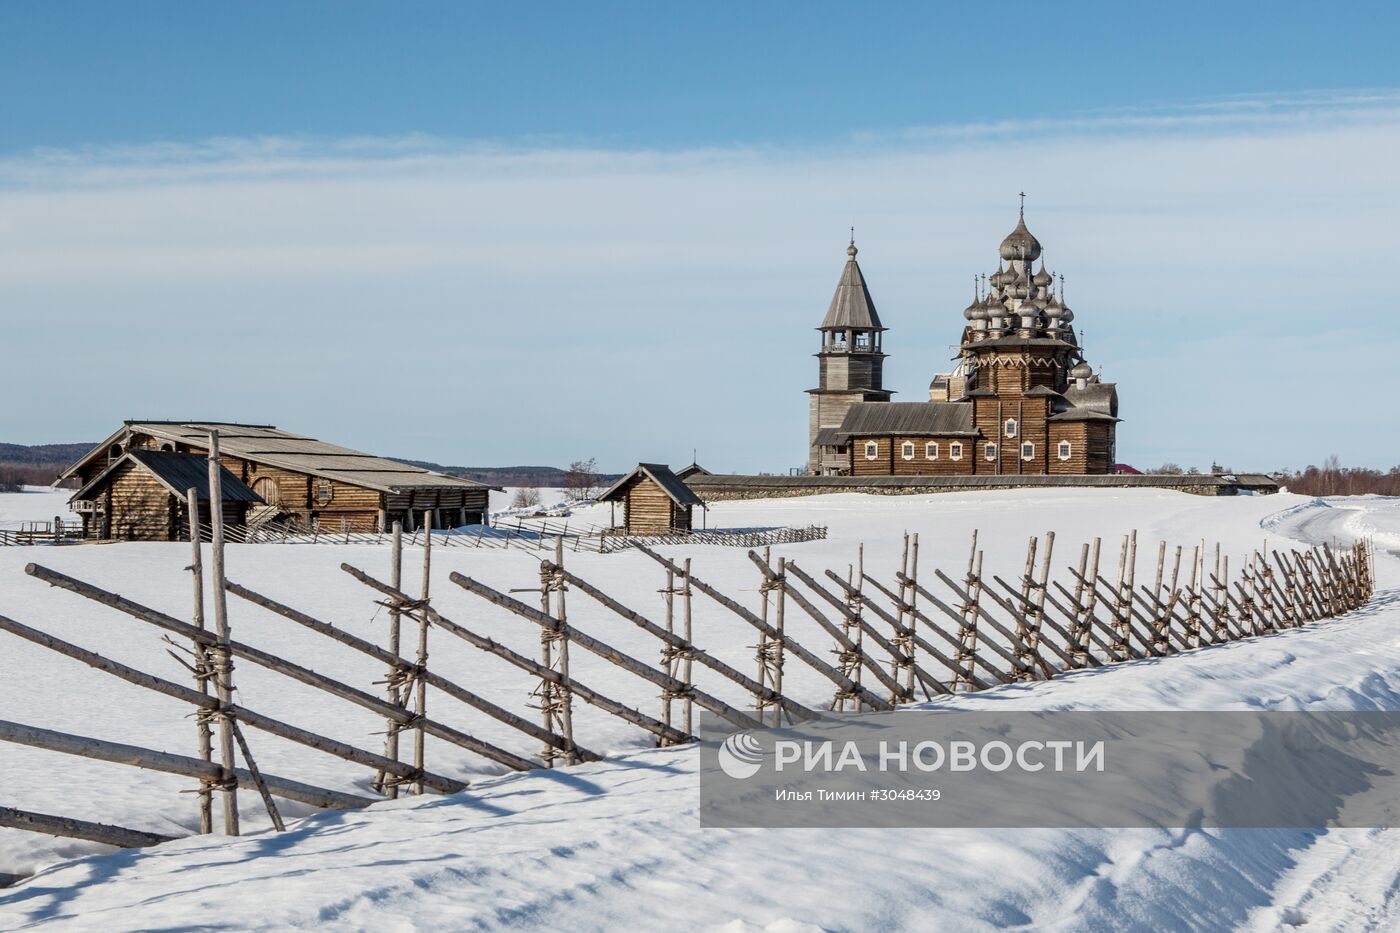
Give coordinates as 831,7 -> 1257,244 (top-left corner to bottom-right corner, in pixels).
624,480 -> 677,533
107,462 -> 173,542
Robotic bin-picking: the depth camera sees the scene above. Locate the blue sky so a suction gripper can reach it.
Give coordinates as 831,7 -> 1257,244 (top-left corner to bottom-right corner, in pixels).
1,4 -> 1397,472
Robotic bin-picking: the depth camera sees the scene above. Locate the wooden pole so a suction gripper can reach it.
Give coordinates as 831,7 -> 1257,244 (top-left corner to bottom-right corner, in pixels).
547,562 -> 810,722
634,545 -> 892,712
26,563 -> 536,771
451,572 -> 761,731
413,512 -> 432,794
764,559 -> 911,704
553,538 -> 577,763
381,520 -> 404,798
682,557 -> 694,735
0,719 -> 373,810
859,572 -> 987,688
344,563 -> 686,745
225,580 -> 594,764
205,430 -> 239,836
770,556 -> 785,726
0,807 -> 175,849
185,486 -> 213,835
0,612 -> 467,793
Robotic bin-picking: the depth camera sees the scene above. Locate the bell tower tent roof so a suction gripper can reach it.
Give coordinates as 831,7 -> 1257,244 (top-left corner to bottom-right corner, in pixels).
819,238 -> 885,331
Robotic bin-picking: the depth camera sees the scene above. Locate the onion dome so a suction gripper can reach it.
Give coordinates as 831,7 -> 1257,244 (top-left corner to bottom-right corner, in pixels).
1033,262 -> 1052,287
1070,361 -> 1093,381
1058,303 -> 1074,324
963,281 -> 983,320
989,263 -> 1011,287
999,212 -> 1042,262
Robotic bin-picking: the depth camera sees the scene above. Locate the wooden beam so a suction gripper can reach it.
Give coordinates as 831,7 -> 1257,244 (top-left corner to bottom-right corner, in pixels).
24,563 -> 536,773
0,612 -> 467,795
225,581 -> 598,763
543,562 -> 812,722
0,806 -> 174,849
450,572 -> 763,732
633,545 -> 894,712
0,719 -> 372,811
341,563 -> 689,745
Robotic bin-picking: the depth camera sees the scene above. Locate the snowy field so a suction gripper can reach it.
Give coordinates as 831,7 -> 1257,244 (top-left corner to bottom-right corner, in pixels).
0,487 -> 1397,931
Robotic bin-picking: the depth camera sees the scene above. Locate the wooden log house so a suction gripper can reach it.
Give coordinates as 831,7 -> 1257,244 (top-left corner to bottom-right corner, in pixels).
67,449 -> 262,542
599,463 -> 706,534
59,422 -> 500,540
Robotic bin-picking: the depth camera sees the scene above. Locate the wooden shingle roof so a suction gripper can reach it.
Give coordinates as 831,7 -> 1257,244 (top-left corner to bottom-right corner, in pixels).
59,422 -> 498,494
835,402 -> 977,439
72,450 -> 262,504
819,244 -> 885,331
599,463 -> 705,508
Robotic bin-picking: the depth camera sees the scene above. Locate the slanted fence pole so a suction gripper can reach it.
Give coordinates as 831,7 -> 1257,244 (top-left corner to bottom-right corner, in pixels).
185,486 -> 213,835
205,430 -> 239,835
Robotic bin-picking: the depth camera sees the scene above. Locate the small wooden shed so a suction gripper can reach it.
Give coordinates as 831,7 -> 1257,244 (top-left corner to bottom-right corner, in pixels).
69,450 -> 263,542
599,463 -> 705,534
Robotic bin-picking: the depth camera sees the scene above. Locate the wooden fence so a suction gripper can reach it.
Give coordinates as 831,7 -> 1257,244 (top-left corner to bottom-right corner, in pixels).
184,517 -> 828,553
0,447 -> 1379,875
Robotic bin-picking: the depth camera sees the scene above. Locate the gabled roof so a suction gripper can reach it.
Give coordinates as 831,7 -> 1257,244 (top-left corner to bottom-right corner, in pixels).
820,244 -> 884,331
58,422 -> 499,494
835,402 -> 978,439
72,450 -> 262,504
676,462 -> 711,479
599,463 -> 705,508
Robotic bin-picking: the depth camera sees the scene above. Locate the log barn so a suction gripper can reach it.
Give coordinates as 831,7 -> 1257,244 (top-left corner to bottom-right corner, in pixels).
59,421 -> 499,540
600,463 -> 705,534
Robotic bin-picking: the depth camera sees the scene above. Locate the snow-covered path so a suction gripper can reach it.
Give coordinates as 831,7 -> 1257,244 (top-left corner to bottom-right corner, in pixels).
0,490 -> 1397,931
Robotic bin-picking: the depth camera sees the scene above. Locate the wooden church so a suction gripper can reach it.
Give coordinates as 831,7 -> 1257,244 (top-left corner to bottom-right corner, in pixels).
808,202 -> 1119,476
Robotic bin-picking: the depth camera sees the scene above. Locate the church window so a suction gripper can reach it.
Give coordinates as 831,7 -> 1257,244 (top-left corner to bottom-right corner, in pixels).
950,442 -> 963,460
901,442 -> 915,460
1004,419 -> 1018,438
1021,442 -> 1035,460
1058,440 -> 1073,461
926,442 -> 938,460
864,441 -> 879,460
984,442 -> 998,461
855,333 -> 869,348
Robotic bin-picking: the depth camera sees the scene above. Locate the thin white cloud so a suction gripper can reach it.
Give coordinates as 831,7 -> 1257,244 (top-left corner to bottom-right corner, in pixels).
1,91 -> 1397,471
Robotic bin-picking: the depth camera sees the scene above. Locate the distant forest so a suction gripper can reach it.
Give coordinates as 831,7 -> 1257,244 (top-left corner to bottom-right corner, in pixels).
1275,457 -> 1400,497
0,442 -> 93,490
394,459 -> 622,488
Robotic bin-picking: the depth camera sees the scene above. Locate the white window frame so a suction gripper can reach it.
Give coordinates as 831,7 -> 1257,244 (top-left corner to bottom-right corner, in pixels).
901,442 -> 915,461
1058,440 -> 1072,461
1004,418 -> 1018,438
864,441 -> 879,461
984,442 -> 998,461
1021,441 -> 1035,461
950,442 -> 963,461
925,441 -> 938,460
